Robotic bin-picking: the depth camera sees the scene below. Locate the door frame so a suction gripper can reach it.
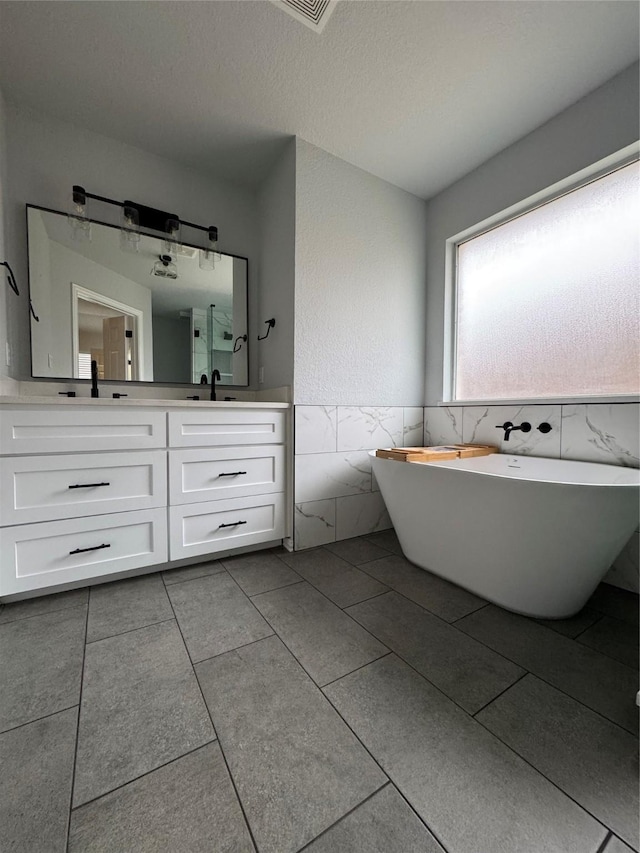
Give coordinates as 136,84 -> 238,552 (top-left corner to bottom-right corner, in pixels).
71,284 -> 144,380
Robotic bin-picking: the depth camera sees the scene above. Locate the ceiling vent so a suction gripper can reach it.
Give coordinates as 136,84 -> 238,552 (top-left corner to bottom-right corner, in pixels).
270,0 -> 338,33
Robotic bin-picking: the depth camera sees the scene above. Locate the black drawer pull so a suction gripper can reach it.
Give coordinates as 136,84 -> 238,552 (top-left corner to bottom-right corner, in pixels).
217,471 -> 247,478
218,521 -> 247,529
69,543 -> 111,555
68,482 -> 110,490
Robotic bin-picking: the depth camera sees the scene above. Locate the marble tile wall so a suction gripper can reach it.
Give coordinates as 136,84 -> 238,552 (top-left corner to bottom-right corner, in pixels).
424,403 -> 640,592
294,406 -> 423,549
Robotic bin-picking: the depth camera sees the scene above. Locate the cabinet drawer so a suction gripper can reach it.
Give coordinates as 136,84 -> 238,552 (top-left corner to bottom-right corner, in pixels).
169,494 -> 284,560
0,509 -> 168,596
0,451 -> 167,525
168,409 -> 285,447
169,446 -> 284,506
0,408 -> 166,455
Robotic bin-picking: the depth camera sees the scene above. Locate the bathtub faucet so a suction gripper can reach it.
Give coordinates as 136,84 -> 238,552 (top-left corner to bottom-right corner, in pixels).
496,421 -> 531,441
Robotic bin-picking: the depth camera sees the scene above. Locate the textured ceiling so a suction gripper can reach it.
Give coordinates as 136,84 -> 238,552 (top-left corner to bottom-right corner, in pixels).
0,1 -> 637,199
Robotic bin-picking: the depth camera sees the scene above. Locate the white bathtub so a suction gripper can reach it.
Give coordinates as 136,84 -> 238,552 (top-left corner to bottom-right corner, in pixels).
370,451 -> 640,618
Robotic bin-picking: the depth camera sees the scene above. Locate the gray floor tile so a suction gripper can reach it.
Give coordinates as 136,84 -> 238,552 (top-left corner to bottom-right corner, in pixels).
253,581 -> 388,686
167,572 -> 272,663
578,615 -> 639,670
162,558 -> 225,586
73,621 -> 214,806
69,743 -> 254,853
347,592 -> 523,713
0,607 -> 86,732
477,675 -> 639,848
325,537 -> 392,565
535,608 -> 602,638
604,836 -> 637,853
279,548 -> 388,608
0,587 -> 88,624
0,707 -> 77,853
222,550 -> 302,596
359,554 -> 486,622
324,655 -> 606,853
457,605 -> 639,734
364,529 -> 403,554
302,784 -> 445,853
195,635 -> 386,853
588,583 -> 639,626
87,574 -> 174,642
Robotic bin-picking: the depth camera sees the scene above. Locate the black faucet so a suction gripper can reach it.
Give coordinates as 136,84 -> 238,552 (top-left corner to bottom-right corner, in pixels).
91,359 -> 99,398
496,421 -> 531,441
210,369 -> 221,401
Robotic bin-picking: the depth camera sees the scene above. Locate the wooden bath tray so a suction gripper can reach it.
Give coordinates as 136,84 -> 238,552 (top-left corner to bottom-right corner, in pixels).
376,444 -> 497,462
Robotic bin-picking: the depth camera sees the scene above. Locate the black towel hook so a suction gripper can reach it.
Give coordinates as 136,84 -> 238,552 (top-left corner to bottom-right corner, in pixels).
1,261 -> 19,296
233,334 -> 247,353
257,318 -> 276,341
1,260 -> 39,321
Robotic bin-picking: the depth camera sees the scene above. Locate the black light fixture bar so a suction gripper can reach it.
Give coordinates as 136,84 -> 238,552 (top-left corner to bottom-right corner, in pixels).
72,186 -> 217,239
123,200 -> 178,234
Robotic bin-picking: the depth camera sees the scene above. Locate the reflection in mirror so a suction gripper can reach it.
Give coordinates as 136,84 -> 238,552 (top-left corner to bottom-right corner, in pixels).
27,206 -> 249,386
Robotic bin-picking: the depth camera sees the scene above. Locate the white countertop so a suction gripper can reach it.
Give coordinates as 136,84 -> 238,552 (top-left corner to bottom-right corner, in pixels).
0,396 -> 290,409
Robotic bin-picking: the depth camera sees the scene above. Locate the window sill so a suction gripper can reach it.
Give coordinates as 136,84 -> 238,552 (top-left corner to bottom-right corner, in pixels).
438,396 -> 640,407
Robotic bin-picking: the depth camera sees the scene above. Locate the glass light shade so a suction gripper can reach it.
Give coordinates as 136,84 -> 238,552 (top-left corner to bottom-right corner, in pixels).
68,214 -> 91,242
68,186 -> 91,241
199,226 -> 219,270
163,218 -> 181,258
199,249 -> 216,271
151,255 -> 177,279
120,205 -> 140,253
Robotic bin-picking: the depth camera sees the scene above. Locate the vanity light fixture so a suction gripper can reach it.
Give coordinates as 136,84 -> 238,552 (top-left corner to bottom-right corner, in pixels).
199,227 -> 219,271
68,186 -> 219,269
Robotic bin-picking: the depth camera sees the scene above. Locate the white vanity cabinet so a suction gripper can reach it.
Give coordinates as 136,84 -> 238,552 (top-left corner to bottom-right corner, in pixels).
0,407 -> 168,596
0,401 -> 289,598
167,409 -> 286,560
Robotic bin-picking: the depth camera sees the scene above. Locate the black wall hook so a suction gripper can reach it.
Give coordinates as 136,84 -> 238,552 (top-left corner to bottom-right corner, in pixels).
257,318 -> 276,341
1,260 -> 40,321
233,334 -> 247,353
1,260 -> 39,321
1,261 -> 19,296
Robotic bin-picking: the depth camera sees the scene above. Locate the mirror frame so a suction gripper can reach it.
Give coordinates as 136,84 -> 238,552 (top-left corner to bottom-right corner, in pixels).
26,203 -> 250,388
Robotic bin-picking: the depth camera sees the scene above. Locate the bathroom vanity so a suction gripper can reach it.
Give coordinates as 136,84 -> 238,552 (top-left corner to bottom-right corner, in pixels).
0,399 -> 289,599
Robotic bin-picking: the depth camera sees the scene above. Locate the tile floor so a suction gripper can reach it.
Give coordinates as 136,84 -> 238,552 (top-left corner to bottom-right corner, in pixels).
1,530 -> 638,853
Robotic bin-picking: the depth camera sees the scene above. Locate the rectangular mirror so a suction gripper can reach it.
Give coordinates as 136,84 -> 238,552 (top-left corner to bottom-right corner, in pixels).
27,205 -> 249,386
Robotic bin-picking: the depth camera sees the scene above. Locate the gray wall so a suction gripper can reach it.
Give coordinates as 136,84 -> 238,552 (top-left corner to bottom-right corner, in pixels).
257,138 -> 295,391
0,88 -> 11,385
294,138 -> 428,406
152,315 -> 190,384
3,103 -> 259,387
291,139 -> 428,547
424,61 -> 640,405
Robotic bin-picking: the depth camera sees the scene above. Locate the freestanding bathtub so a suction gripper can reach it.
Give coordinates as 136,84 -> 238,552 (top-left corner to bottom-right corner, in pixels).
370,451 -> 640,618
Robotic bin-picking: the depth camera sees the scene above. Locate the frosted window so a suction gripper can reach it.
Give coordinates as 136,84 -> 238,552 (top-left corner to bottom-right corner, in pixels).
455,160 -> 639,400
